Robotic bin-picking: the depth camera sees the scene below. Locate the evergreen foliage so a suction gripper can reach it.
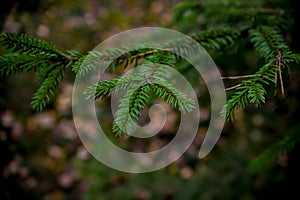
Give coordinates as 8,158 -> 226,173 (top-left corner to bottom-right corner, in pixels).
0,33 -> 64,56
1,0 -> 300,174
222,26 -> 299,121
249,124 -> 300,173
84,52 -> 195,136
249,26 -> 291,62
0,33 -> 83,110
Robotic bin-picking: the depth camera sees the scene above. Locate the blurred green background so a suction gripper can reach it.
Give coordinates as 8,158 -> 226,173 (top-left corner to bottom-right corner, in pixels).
1,0 -> 300,199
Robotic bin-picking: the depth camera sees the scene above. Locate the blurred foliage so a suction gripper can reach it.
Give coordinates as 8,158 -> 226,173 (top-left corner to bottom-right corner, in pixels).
1,0 -> 300,200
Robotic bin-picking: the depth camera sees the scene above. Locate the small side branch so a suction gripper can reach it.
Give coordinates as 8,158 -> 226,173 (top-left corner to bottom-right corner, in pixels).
221,74 -> 259,80
225,83 -> 244,91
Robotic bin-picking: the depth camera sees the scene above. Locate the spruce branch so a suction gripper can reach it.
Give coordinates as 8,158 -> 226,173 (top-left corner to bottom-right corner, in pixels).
84,74 -> 140,100
249,26 -> 291,62
222,62 -> 276,121
249,124 -> 300,173
173,1 -> 292,32
112,82 -> 151,136
72,55 -> 87,73
0,54 -> 51,76
85,52 -> 195,135
83,52 -> 193,136
75,29 -> 239,76
191,29 -> 239,51
83,52 -> 175,101
111,76 -> 196,136
288,53 -> 300,64
31,61 -> 71,111
150,79 -> 195,113
0,33 -> 85,111
0,33 -> 64,57
222,25 -> 299,121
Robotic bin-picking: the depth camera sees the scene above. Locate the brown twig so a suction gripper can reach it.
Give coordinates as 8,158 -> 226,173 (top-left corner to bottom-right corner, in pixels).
225,83 -> 244,91
275,50 -> 285,97
221,74 -> 259,80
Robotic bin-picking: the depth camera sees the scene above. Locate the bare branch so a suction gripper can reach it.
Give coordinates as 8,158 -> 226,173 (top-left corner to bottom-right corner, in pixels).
221,74 -> 259,80
225,83 -> 244,91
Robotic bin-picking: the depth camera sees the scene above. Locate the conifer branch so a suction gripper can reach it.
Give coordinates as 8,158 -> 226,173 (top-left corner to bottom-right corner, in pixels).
31,61 -> 71,111
84,74 -> 139,100
85,52 -> 195,136
0,54 -> 51,76
288,53 -> 300,64
222,62 -> 276,121
249,124 -> 300,173
0,33 -> 84,111
222,25 -> 299,121
249,26 -> 291,62
150,79 -> 195,113
112,82 -> 151,136
0,0 -> 298,182
0,33 -> 64,57
75,29 -> 239,76
191,29 -> 239,51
